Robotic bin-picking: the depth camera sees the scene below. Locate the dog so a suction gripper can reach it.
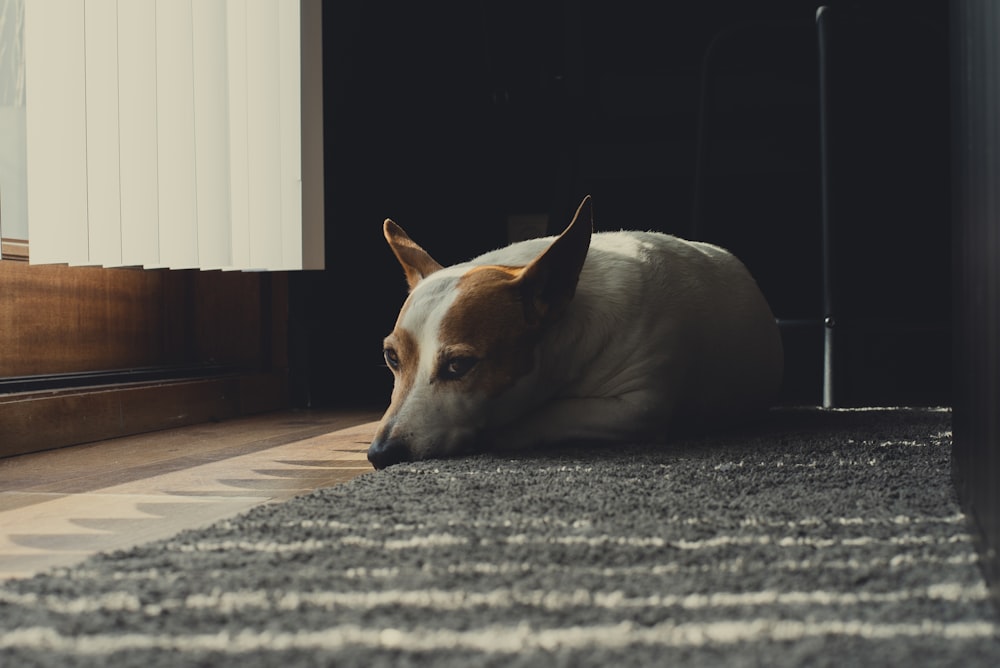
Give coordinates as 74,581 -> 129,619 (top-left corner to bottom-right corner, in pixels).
368,196 -> 783,469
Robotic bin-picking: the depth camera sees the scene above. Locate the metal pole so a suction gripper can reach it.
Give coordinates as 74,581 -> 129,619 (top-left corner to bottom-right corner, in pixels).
817,6 -> 835,408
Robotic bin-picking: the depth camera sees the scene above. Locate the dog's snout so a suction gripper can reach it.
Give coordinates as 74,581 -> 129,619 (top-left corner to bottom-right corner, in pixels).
368,437 -> 412,470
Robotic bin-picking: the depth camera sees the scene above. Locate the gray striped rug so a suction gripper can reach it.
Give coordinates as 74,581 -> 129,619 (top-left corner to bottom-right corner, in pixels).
1,407 -> 998,666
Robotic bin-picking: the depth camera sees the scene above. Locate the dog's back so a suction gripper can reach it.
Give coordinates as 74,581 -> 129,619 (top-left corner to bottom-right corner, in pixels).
478,230 -> 783,431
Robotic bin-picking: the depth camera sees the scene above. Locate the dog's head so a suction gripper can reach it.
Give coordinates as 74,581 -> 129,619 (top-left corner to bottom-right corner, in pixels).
367,196 -> 594,469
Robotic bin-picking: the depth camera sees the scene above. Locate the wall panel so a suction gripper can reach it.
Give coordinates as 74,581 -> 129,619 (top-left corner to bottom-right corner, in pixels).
951,0 -> 1000,610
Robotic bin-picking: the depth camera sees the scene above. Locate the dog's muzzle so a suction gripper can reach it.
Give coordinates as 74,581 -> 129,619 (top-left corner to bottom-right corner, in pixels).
367,437 -> 411,470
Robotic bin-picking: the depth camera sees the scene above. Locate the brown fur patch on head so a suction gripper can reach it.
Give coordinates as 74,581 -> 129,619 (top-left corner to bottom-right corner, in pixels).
437,265 -> 541,396
380,327 -> 419,422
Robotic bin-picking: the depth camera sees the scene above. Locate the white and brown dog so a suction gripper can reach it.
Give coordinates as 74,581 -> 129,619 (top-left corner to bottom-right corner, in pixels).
368,196 -> 783,469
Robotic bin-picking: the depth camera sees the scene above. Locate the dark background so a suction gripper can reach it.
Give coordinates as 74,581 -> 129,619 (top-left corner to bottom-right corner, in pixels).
290,0 -> 951,411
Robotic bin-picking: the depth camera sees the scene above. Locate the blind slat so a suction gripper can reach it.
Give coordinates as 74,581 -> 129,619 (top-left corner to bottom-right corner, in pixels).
245,0 -> 283,271
24,0 -> 88,265
279,0 -> 302,270
118,0 -> 160,267
192,0 -> 233,269
155,0 -> 198,269
225,0 -> 252,270
84,0 -> 123,267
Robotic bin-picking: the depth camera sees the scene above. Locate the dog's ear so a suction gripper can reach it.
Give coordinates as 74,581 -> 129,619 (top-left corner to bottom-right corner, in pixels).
516,195 -> 593,324
384,219 -> 444,291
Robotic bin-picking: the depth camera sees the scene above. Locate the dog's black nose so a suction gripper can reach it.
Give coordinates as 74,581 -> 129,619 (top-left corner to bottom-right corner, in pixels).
367,438 -> 411,469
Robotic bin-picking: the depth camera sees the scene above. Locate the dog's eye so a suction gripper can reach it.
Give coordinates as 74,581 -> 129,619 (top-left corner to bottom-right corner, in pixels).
440,356 -> 477,381
384,347 -> 400,371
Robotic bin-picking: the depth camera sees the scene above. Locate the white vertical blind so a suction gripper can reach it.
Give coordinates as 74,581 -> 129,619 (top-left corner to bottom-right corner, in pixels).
192,0 -> 232,269
155,0 -> 198,269
84,0 -> 122,267
117,0 -> 160,267
23,0 -> 88,265
278,0 -> 303,271
22,0 -> 324,271
225,0 -> 251,270
0,0 -> 29,250
245,0 -> 282,271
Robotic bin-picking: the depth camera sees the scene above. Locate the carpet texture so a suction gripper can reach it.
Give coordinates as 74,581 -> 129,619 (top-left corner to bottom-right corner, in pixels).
1,408 -> 999,666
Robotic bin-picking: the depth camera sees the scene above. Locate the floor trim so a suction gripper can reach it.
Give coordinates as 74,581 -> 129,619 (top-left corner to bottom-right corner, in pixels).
0,372 -> 288,458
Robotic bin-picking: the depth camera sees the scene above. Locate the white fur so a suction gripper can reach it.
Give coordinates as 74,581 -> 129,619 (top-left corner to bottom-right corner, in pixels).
477,231 -> 782,448
370,214 -> 783,467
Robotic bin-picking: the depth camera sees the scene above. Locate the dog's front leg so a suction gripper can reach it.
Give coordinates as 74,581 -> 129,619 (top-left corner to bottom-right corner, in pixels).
486,392 -> 670,451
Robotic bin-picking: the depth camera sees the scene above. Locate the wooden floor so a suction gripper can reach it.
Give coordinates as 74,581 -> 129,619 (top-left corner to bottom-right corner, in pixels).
0,409 -> 381,581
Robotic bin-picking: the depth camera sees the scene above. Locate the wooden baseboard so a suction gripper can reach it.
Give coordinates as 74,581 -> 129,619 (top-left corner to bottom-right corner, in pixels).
0,238 -> 29,261
0,372 -> 288,458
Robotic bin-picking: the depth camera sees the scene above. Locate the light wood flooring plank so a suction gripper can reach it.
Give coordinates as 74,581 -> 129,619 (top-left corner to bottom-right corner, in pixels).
0,410 -> 380,580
